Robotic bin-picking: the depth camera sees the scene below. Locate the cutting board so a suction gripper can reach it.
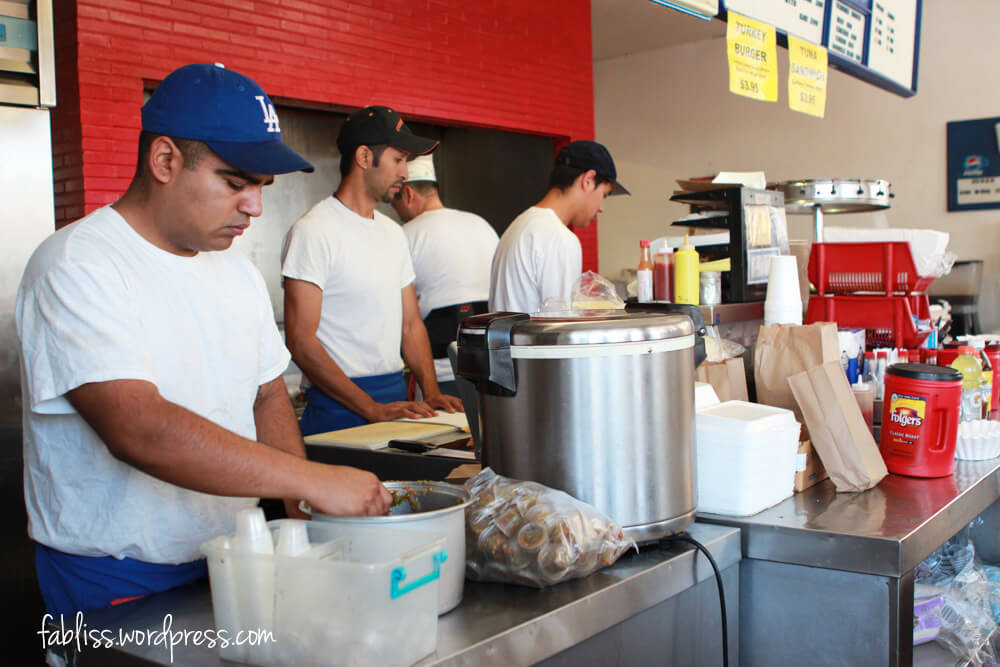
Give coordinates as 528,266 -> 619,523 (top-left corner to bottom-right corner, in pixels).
396,411 -> 469,430
304,421 -> 461,450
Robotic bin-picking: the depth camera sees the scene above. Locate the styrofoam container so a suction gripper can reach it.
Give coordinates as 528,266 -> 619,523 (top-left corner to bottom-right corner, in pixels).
696,401 -> 802,516
201,520 -> 446,667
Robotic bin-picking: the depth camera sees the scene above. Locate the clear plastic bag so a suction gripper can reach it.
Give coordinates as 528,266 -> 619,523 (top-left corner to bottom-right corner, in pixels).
463,468 -> 636,587
933,589 -> 999,666
571,271 -> 625,310
915,522 -> 1000,664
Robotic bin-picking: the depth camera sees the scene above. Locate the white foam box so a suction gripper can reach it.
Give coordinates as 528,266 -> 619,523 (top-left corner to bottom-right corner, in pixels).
696,401 -> 802,516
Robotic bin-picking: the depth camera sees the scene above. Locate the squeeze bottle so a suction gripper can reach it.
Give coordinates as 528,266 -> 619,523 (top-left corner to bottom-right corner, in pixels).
674,235 -> 699,305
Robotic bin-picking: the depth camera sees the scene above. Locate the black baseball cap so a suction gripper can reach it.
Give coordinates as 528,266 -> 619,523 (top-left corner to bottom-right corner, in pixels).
555,140 -> 629,196
337,105 -> 439,157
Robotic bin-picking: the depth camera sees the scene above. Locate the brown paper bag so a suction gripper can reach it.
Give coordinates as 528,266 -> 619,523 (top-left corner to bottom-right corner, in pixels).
788,361 -> 888,492
695,357 -> 749,402
754,323 -> 841,435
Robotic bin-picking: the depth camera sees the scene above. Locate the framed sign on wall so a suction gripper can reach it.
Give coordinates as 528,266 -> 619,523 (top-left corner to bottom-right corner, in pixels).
947,117 -> 1000,212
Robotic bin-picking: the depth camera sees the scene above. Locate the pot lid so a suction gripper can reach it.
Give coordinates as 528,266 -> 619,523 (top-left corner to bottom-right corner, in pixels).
507,310 -> 694,346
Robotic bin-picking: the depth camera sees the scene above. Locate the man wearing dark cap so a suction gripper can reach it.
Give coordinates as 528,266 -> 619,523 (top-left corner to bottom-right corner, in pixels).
16,64 -> 391,618
489,140 -> 629,313
282,106 -> 463,434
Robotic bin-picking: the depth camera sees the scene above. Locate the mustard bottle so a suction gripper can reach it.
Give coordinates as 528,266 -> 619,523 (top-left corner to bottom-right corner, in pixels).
674,235 -> 700,305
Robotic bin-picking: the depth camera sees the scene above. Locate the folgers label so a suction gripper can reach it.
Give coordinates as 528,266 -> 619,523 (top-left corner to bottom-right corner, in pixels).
879,363 -> 962,478
885,393 -> 927,452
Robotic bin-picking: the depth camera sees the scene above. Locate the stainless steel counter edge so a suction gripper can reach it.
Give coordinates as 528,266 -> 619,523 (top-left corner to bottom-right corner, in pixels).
698,458 -> 1000,577
422,523 -> 739,667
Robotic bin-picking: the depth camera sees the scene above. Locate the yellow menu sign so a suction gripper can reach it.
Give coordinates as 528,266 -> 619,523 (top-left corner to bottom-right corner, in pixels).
788,35 -> 828,118
727,12 -> 777,102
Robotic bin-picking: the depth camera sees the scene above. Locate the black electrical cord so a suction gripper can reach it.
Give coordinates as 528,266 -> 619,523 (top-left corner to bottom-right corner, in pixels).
664,532 -> 729,667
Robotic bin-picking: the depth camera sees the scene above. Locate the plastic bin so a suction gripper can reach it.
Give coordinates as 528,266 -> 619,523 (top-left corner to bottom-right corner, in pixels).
201,520 -> 446,667
808,241 -> 935,295
695,401 -> 801,516
805,293 -> 932,349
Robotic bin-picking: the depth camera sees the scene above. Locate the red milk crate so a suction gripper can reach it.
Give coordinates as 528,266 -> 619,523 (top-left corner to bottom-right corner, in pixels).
805,294 -> 932,348
808,242 -> 935,295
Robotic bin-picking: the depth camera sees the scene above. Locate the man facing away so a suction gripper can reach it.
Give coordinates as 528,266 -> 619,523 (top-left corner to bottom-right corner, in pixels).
392,154 -> 499,395
16,64 -> 391,618
489,140 -> 629,313
282,106 -> 463,434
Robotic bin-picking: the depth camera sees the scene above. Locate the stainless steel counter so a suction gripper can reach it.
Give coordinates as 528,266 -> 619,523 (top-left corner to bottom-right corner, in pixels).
699,458 -> 1000,577
698,458 -> 1000,667
48,523 -> 740,666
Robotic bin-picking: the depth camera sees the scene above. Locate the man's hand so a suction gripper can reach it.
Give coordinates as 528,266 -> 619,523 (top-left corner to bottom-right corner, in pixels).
305,465 -> 392,516
422,393 -> 464,413
364,400 -> 437,422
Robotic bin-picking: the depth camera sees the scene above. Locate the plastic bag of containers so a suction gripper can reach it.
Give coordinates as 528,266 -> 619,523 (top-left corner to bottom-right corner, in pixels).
914,523 -> 1000,665
463,468 -> 636,587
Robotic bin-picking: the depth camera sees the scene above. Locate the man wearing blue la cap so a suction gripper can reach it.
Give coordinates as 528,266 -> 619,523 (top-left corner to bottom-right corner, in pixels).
16,63 -> 392,618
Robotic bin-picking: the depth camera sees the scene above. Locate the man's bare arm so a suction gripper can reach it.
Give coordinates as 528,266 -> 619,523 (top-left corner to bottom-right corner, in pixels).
68,379 -> 391,516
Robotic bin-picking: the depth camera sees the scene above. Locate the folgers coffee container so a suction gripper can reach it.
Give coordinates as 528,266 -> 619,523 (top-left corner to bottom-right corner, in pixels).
879,363 -> 962,478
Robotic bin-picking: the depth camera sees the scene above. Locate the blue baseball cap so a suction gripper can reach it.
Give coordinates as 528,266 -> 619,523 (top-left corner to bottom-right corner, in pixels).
142,63 -> 314,175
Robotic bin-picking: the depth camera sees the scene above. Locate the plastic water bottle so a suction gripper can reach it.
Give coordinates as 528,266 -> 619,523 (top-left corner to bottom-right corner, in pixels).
950,346 -> 985,422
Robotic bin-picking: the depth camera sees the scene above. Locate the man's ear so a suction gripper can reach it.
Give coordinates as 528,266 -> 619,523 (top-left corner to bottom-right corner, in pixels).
148,136 -> 183,185
354,145 -> 372,170
579,169 -> 597,192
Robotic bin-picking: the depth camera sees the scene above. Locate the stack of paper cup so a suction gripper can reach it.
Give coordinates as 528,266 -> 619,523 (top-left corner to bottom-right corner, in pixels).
764,255 -> 803,326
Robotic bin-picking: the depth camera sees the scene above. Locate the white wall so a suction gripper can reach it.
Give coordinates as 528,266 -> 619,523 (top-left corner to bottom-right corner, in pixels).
595,1 -> 1000,330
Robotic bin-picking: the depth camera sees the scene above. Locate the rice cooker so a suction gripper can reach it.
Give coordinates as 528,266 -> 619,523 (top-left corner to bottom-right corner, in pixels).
456,309 -> 697,542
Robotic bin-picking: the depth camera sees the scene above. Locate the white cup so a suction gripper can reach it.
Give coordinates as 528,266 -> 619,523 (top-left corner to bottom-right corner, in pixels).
764,255 -> 803,325
276,521 -> 311,557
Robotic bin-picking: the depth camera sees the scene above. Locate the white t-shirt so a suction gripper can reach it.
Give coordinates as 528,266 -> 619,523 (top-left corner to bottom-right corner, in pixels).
281,196 -> 415,379
16,206 -> 290,564
404,207 -> 498,383
489,207 -> 582,313
403,207 -> 498,320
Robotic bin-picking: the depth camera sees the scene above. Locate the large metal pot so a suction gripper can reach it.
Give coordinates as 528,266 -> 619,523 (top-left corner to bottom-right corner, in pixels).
305,481 -> 472,614
456,310 -> 697,542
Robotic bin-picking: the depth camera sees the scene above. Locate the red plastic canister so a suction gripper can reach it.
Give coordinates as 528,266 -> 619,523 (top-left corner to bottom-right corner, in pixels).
936,346 -> 961,368
985,344 -> 1000,412
879,363 -> 962,478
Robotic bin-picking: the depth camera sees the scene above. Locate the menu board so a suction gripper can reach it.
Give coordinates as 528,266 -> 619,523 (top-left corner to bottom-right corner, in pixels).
829,1 -> 864,63
718,0 -> 921,96
866,0 -> 917,90
724,0 -> 825,43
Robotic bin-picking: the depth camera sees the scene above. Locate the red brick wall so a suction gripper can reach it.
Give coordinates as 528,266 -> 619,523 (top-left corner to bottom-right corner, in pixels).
54,0 -> 599,269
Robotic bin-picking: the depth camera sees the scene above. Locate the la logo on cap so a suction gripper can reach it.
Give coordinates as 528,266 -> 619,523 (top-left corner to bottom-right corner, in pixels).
255,95 -> 280,134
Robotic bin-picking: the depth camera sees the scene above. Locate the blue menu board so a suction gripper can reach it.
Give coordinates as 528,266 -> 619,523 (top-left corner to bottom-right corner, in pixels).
718,0 -> 921,97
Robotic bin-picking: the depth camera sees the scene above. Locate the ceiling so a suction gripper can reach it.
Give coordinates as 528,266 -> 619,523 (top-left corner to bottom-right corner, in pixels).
591,0 -> 727,61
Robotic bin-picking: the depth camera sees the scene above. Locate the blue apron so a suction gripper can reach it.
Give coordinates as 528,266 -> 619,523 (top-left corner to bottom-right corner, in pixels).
299,371 -> 408,435
35,543 -> 207,617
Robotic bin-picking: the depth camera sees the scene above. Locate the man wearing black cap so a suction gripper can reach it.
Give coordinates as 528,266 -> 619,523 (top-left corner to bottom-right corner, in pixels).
282,106 -> 463,434
489,140 -> 629,313
16,64 -> 392,618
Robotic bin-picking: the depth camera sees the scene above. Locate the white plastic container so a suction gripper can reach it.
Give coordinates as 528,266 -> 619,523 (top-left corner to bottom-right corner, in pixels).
696,400 -> 801,516
201,519 -> 446,667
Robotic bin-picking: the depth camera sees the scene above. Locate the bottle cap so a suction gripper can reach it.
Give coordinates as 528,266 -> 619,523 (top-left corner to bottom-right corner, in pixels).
865,350 -> 875,358
958,345 -> 977,355
680,234 -> 694,251
640,239 -> 650,247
